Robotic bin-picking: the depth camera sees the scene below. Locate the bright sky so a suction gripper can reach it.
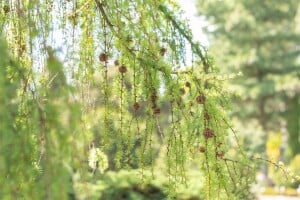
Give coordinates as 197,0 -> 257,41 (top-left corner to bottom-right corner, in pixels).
177,0 -> 208,46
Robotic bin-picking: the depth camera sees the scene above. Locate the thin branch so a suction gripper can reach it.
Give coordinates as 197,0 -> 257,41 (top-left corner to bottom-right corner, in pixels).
95,0 -> 115,28
158,4 -> 209,73
250,156 -> 289,180
222,118 -> 247,159
222,157 -> 253,169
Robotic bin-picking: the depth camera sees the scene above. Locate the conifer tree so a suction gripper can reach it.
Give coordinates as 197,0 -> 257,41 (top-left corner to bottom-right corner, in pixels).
197,0 -> 300,157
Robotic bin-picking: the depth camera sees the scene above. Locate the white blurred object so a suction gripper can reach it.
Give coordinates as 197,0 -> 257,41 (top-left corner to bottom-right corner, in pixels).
279,186 -> 286,195
257,172 -> 267,182
88,147 -> 108,174
297,185 -> 300,195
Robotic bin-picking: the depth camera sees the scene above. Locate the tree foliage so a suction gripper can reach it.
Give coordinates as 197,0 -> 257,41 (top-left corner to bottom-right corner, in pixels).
0,0 -> 259,199
196,0 -> 300,158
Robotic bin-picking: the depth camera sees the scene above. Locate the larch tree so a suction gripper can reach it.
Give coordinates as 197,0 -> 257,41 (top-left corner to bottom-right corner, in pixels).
0,0 -> 268,199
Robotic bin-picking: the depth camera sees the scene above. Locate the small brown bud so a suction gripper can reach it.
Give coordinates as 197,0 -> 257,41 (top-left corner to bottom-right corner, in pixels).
180,88 -> 185,95
196,94 -> 206,104
133,102 -> 140,110
216,151 -> 225,158
185,81 -> 191,88
114,60 -> 120,66
153,107 -> 161,114
118,65 -> 127,73
198,146 -> 206,153
203,128 -> 215,139
99,53 -> 108,62
204,112 -> 210,121
217,142 -> 223,147
160,47 -> 167,56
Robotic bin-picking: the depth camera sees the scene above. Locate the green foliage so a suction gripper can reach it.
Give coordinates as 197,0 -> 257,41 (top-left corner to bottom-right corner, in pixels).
0,38 -> 37,198
285,95 -> 300,157
96,170 -> 168,200
0,0 -> 256,199
196,0 -> 300,167
289,155 -> 300,187
273,154 -> 300,188
74,169 -> 206,200
196,0 -> 300,134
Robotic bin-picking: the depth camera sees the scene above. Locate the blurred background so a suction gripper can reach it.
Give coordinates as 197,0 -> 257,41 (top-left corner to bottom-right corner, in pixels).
178,0 -> 300,199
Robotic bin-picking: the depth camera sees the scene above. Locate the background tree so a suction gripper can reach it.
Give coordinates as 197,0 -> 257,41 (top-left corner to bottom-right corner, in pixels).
196,0 -> 300,161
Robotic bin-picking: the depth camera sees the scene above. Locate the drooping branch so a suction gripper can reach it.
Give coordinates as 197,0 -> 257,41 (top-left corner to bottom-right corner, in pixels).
95,0 -> 115,28
250,156 -> 290,180
95,0 -> 162,72
158,4 -> 210,73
